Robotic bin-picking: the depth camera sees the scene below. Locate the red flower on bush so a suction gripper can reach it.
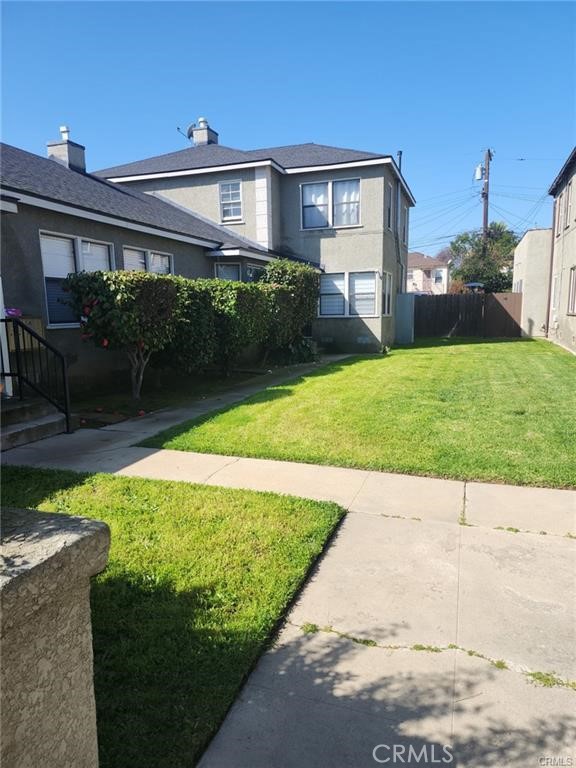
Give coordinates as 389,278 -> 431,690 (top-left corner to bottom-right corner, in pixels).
101,338 -> 109,348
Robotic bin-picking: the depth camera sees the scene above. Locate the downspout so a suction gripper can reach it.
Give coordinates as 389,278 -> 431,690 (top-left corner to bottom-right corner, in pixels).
544,198 -> 556,337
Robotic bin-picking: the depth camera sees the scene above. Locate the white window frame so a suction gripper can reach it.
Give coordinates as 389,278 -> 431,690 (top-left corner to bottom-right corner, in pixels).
568,266 -> 576,315
219,180 -> 243,223
402,205 -> 409,245
214,262 -> 242,281
382,271 -> 393,316
555,194 -> 563,237
386,182 -> 394,230
565,182 -> 572,229
300,178 -> 361,231
246,263 -> 266,282
39,230 -> 115,328
318,270 -> 379,319
122,246 -> 173,274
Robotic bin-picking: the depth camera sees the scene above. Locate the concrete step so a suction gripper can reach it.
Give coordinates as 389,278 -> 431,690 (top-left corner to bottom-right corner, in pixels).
2,412 -> 67,451
1,398 -> 58,427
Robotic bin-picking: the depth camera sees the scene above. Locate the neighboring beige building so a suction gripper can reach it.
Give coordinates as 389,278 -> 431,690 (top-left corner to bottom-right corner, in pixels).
512,229 -> 553,338
548,148 -> 576,353
406,252 -> 450,294
97,118 -> 416,352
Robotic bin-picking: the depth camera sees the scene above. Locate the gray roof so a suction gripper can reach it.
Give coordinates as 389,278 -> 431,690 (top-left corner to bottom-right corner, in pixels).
96,142 -> 388,178
548,146 -> 576,197
0,143 -> 268,252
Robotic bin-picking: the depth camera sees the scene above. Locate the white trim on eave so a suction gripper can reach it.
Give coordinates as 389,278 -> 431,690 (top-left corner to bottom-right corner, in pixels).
106,159 -> 285,183
104,156 -> 416,206
4,190 -> 221,249
0,199 -> 19,213
210,247 -> 276,263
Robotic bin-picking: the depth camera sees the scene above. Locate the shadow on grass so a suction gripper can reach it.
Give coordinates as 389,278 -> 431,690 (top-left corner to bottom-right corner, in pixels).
91,573 -> 271,768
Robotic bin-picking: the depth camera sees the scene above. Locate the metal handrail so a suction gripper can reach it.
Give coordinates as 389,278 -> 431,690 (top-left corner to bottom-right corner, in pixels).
0,318 -> 72,433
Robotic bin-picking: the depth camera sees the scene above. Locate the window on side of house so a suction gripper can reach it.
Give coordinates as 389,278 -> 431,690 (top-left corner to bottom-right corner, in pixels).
565,182 -> 572,229
333,180 -> 360,227
407,270 -> 413,281
302,182 -> 329,229
149,252 -> 171,274
568,267 -> 576,314
386,183 -> 393,230
41,234 -> 113,325
215,263 -> 241,281
434,269 -> 443,284
123,247 -> 147,271
246,264 -> 266,282
41,234 -> 78,325
349,272 -> 376,316
220,181 -> 242,222
555,194 -> 563,236
319,273 -> 345,316
80,239 -> 112,271
401,205 -> 408,245
302,179 -> 360,229
382,272 -> 393,316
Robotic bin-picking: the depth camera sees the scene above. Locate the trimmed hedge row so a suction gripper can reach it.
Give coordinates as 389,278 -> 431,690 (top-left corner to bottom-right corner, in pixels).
64,260 -> 319,398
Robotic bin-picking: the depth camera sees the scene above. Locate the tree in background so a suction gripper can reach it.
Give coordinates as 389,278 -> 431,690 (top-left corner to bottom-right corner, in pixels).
448,222 -> 519,293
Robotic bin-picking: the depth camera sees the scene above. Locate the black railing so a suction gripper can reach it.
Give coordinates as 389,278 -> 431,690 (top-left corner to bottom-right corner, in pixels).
1,318 -> 72,433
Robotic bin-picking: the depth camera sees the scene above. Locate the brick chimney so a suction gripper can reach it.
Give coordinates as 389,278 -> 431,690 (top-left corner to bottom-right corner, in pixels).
186,117 -> 218,146
47,126 -> 86,172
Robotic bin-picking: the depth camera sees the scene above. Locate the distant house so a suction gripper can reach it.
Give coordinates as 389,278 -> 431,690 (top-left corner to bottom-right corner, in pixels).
406,252 -> 450,295
512,229 -> 552,338
511,147 -> 575,353
98,117 -> 416,351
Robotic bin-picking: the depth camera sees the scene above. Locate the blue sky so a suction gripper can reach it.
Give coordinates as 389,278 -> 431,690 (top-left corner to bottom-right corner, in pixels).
1,1 -> 574,254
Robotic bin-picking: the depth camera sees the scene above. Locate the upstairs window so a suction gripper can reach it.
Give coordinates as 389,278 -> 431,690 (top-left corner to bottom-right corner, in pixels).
565,182 -> 572,229
302,179 -> 360,229
434,269 -> 443,284
385,182 -> 394,230
401,205 -> 409,245
220,181 -> 242,221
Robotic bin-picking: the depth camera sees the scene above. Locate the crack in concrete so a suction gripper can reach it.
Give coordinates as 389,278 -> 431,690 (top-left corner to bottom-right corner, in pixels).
292,622 -> 576,692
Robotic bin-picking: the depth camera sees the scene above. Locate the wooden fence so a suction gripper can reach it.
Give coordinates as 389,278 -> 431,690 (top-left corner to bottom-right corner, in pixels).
414,293 -> 522,338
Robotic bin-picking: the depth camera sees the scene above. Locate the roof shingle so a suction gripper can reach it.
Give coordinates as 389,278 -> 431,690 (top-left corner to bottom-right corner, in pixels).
0,143 -> 267,251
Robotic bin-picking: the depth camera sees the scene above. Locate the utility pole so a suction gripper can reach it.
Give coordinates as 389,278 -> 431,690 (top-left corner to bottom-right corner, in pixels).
481,148 -> 493,244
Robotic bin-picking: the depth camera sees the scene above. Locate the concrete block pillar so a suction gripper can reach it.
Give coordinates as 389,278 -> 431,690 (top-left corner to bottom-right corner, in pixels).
1,507 -> 110,768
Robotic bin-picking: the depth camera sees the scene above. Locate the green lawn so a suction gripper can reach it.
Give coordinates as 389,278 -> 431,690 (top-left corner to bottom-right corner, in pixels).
142,339 -> 576,488
2,466 -> 343,768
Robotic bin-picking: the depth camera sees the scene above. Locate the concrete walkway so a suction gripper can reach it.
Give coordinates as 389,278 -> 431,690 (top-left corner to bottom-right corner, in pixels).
3,361 -> 576,767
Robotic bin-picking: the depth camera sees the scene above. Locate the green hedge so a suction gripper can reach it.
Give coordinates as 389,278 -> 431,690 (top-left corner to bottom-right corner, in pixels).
65,259 -> 318,396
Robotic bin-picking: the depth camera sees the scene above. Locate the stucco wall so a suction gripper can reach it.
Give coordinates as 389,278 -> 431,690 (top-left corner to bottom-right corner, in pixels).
548,174 -> 576,353
1,507 -> 110,768
512,229 -> 552,338
128,167 -> 258,243
1,205 -> 214,391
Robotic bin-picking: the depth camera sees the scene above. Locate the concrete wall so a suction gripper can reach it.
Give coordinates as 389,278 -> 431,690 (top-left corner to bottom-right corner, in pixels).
512,229 -> 552,338
548,171 -> 576,353
1,507 -> 110,768
1,205 -> 214,392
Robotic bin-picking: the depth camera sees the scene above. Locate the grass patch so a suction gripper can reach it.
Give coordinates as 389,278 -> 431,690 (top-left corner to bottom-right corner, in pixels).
142,339 -> 576,488
2,465 -> 343,768
526,671 -> 576,690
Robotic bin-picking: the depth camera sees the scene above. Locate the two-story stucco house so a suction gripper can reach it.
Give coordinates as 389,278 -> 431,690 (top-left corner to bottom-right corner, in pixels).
97,118 -> 416,352
406,252 -> 450,295
510,147 -> 575,353
547,147 -> 576,353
